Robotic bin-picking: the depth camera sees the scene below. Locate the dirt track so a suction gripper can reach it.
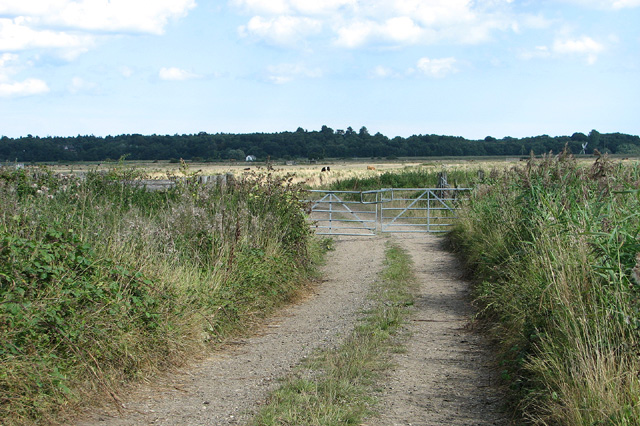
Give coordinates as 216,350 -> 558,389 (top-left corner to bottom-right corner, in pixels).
75,234 -> 507,426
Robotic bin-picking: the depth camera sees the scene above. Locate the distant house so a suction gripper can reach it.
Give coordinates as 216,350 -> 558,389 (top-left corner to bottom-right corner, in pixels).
245,155 -> 256,162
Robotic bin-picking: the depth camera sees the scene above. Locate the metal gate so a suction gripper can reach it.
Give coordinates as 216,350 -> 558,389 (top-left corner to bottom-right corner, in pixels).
305,188 -> 470,236
306,190 -> 379,236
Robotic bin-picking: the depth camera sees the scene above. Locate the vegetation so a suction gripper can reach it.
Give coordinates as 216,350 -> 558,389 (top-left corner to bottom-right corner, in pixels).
449,152 -> 640,424
0,163 -> 316,425
328,166 -> 480,191
1,128 -> 639,163
252,242 -> 416,426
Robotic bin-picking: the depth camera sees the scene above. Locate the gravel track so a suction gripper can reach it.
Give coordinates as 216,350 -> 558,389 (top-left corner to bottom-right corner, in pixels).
365,234 -> 509,426
75,236 -> 386,426
75,233 -> 507,426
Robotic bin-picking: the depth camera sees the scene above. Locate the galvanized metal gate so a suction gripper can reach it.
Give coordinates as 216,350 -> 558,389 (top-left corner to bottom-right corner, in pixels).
306,190 -> 379,236
305,188 -> 470,236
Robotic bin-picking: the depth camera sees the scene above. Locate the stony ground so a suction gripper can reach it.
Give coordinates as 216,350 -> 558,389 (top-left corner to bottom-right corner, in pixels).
74,234 -> 509,426
365,235 -> 509,426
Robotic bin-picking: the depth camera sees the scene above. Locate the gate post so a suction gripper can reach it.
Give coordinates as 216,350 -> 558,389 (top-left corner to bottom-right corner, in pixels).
427,190 -> 431,232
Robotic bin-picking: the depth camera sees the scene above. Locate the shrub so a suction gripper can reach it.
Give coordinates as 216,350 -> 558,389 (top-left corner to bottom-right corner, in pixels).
0,164 -> 316,425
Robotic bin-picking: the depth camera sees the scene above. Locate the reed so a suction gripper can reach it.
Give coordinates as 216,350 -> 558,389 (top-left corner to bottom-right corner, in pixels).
449,151 -> 640,424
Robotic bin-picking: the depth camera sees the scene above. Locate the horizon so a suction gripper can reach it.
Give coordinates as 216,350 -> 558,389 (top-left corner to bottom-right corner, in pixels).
1,1 -> 639,140
3,127 -> 639,141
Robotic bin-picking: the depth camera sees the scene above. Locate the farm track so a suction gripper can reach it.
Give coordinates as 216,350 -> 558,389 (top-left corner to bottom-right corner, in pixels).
74,234 -> 507,426
365,235 -> 509,426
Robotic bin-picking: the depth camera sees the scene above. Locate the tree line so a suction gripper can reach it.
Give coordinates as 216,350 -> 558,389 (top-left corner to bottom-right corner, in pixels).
1,126 -> 639,163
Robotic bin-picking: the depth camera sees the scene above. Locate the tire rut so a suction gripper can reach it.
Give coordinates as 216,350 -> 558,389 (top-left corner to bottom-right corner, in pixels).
74,235 -> 386,426
74,234 -> 508,426
365,234 -> 508,426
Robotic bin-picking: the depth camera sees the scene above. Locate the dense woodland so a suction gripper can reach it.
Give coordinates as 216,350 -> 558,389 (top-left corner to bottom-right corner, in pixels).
1,126 -> 639,162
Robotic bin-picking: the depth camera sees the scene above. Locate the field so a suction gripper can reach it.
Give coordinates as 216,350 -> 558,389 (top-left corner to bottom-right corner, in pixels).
4,154 -> 640,425
48,157 -> 516,187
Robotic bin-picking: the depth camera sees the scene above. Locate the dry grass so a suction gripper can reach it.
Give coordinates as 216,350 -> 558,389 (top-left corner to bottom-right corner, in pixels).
49,158 -> 522,187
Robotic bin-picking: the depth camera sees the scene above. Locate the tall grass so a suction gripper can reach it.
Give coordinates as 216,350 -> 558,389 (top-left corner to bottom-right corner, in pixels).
328,166 -> 479,191
449,151 -> 640,424
0,163 -> 316,425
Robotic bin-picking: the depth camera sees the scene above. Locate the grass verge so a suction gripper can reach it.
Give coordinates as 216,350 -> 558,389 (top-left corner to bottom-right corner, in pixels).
251,240 -> 416,426
448,152 -> 640,424
0,163 -> 319,425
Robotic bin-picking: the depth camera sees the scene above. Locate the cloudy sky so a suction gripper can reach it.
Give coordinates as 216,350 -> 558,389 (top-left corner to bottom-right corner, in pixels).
0,0 -> 638,139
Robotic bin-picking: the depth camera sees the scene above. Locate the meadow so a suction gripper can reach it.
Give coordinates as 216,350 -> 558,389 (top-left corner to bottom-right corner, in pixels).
48,156 -> 519,188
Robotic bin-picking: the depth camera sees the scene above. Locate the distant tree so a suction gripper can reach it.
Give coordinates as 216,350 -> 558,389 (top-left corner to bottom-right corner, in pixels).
226,149 -> 245,160
589,129 -> 601,148
571,132 -> 588,142
616,144 -> 640,155
321,125 -> 334,135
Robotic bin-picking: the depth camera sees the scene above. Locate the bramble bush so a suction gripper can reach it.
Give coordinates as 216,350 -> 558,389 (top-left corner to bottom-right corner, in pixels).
0,164 -> 316,425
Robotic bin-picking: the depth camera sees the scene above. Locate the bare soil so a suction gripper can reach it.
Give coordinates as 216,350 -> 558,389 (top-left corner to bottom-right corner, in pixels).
365,235 -> 509,426
74,234 -> 508,426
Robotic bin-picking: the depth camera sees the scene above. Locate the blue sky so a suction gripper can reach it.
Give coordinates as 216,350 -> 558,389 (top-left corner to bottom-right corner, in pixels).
0,0 -> 638,139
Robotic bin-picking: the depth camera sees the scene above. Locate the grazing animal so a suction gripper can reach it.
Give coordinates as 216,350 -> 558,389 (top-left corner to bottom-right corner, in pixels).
326,166 -> 330,172
321,167 -> 326,172
367,165 -> 376,170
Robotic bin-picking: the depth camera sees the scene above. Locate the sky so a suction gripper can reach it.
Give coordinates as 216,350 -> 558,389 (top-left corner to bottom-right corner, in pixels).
0,0 -> 638,140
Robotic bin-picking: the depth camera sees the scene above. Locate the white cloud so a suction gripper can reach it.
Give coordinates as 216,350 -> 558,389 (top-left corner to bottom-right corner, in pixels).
553,36 -> 604,64
513,13 -> 552,33
234,0 -> 519,48
68,76 -> 98,94
518,45 -> 551,60
554,0 -> 640,9
415,57 -> 458,78
0,53 -> 19,68
0,78 -> 49,97
239,15 -> 323,46
0,17 -> 94,52
120,66 -> 134,78
392,0 -> 476,27
0,0 -> 196,79
612,0 -> 640,7
372,65 -> 395,78
0,0 -> 197,35
334,16 -> 425,47
233,0 -> 357,16
334,20 -> 377,48
266,62 -> 322,83
159,67 -> 199,81
519,36 -> 605,64
383,16 -> 422,43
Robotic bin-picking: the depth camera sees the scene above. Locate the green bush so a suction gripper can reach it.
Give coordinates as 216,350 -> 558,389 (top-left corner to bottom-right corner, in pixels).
0,164 -> 316,425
